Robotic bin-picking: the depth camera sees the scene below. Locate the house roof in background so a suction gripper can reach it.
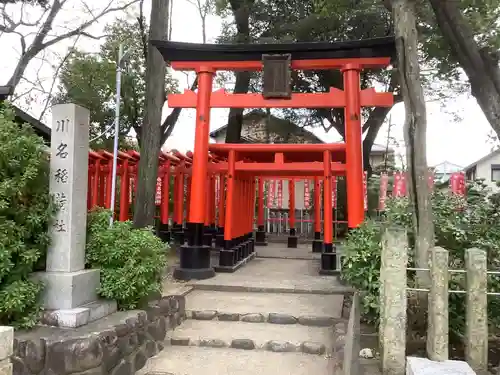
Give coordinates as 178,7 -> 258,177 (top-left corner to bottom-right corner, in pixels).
210,110 -> 396,154
0,86 -> 51,142
432,160 -> 464,174
371,143 -> 394,154
209,110 -> 324,143
463,149 -> 500,171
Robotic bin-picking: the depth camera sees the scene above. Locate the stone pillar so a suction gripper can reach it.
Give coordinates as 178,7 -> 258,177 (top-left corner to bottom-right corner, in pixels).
379,227 -> 407,375
33,103 -> 116,327
427,247 -> 449,361
465,248 -> 488,373
0,327 -> 13,375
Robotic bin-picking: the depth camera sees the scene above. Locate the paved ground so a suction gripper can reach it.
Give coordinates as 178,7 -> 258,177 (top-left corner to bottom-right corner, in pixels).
140,242 -> 360,375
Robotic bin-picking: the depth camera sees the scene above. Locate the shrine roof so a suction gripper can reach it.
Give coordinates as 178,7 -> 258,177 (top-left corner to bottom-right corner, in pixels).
151,36 -> 395,62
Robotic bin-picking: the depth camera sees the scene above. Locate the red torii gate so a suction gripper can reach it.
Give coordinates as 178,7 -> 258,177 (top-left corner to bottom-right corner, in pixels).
152,37 -> 395,280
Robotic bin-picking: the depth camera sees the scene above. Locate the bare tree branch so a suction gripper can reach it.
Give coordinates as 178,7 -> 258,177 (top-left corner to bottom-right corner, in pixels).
137,0 -> 148,61
4,0 -> 140,91
39,35 -> 80,119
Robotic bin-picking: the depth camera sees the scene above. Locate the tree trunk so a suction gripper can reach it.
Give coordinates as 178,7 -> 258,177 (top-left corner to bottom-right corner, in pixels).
428,0 -> 500,136
393,0 -> 433,286
225,71 -> 251,142
224,0 -> 253,143
133,0 -> 169,228
362,106 -> 393,177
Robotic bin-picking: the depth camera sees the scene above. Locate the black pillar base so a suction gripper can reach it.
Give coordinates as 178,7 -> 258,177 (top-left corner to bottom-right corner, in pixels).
158,231 -> 171,243
203,232 -> 213,247
215,233 -> 256,273
319,243 -> 339,275
173,244 -> 215,280
287,236 -> 298,248
324,242 -> 335,253
215,234 -> 225,248
320,252 -> 337,270
255,230 -> 267,246
312,239 -> 323,253
172,231 -> 185,245
219,249 -> 236,267
248,238 -> 255,254
171,223 -> 185,245
314,231 -> 321,240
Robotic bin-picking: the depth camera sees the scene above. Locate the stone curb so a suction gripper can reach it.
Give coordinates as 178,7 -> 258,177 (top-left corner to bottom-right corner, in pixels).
168,337 -> 329,356
186,310 -> 345,327
188,284 -> 355,295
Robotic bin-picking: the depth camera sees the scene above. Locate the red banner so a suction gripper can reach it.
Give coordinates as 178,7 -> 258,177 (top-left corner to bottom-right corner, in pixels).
378,173 -> 389,211
393,171 -> 407,197
363,171 -> 368,211
216,176 -> 219,208
304,180 -> 310,209
332,176 -> 337,209
428,167 -> 435,191
277,180 -> 283,209
450,172 -> 466,196
155,177 -> 161,206
267,180 -> 275,208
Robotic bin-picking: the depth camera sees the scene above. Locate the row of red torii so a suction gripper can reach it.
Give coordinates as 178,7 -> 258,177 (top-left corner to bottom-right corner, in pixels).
87,147 -> 354,270
100,36 -> 397,280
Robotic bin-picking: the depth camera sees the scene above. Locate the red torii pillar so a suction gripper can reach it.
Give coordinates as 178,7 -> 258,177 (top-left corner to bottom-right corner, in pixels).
158,160 -> 171,242
343,64 -> 364,228
172,165 -> 186,244
321,150 -> 336,272
287,179 -> 298,248
173,68 -> 216,280
215,173 -> 226,248
312,176 -> 323,252
255,177 -> 267,246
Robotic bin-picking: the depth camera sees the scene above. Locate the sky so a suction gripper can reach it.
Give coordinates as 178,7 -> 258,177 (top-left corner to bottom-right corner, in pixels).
0,0 -> 496,168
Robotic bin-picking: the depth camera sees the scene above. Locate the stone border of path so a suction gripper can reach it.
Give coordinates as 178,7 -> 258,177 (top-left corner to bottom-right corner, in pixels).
186,310 -> 343,327
169,335 -> 334,356
333,291 -> 361,375
10,294 -> 186,375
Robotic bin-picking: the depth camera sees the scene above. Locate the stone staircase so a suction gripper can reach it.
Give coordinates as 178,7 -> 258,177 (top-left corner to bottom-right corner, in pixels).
138,245 -> 360,375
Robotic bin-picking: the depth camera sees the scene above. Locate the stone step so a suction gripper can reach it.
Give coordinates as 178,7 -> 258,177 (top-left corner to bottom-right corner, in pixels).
137,346 -> 337,375
167,319 -> 344,355
185,290 -> 344,325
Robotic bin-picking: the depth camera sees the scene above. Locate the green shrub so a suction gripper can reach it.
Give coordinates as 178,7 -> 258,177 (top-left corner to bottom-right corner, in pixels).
340,219 -> 383,325
341,181 -> 500,336
0,105 -> 56,329
86,208 -> 167,309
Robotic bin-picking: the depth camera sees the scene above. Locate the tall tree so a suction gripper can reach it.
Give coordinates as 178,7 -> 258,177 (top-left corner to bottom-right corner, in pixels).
224,0 -> 255,143
427,0 -> 500,138
54,18 -> 178,149
393,0 -> 433,284
0,0 -> 139,94
132,0 -> 169,228
218,0 -> 399,173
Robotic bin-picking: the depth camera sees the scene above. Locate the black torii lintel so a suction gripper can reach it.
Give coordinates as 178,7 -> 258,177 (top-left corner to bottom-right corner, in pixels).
151,36 -> 396,63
